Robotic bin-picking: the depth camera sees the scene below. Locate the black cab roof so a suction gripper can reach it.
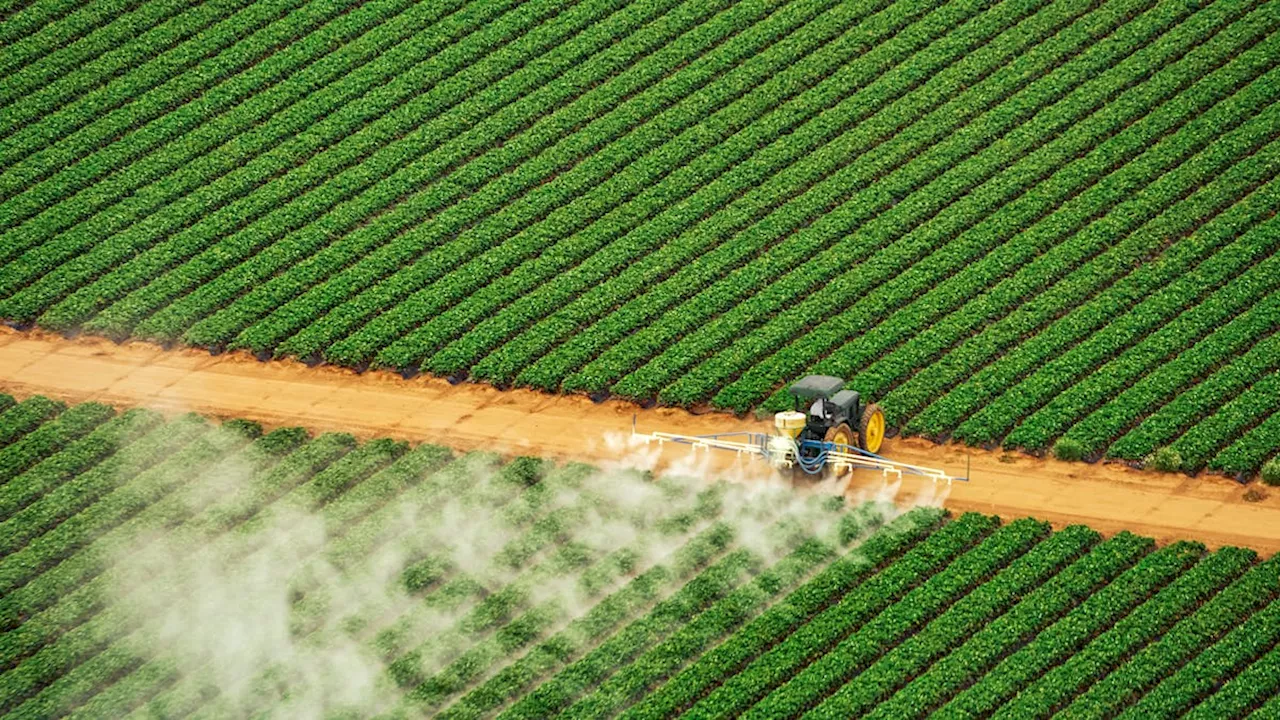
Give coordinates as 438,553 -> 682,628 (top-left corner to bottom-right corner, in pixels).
788,375 -> 846,400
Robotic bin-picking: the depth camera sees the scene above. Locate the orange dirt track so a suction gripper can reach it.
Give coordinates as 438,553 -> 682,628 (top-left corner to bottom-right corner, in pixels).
1,327 -> 1277,556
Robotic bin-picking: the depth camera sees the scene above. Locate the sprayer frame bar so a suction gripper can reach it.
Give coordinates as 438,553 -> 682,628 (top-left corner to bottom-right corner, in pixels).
631,424 -> 967,484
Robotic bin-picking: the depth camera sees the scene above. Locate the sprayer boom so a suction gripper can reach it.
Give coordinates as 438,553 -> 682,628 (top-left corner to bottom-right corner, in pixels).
633,425 -> 965,484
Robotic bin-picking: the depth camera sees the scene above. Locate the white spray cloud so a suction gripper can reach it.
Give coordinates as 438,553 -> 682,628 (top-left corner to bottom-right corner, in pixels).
103,427 -> 947,718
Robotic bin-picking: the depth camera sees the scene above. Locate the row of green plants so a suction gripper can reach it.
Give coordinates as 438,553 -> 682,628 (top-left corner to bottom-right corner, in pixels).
0,0 -> 438,289
1057,553 -> 1279,718
988,546 -> 1256,718
372,0 -> 1031,376
681,512 -> 996,719
0,0 -> 132,63
7,0 -> 585,328
1,0 -> 451,236
468,0 -> 1102,390
915,92 -> 1280,446
616,507 -> 939,720
806,525 -> 1097,718
0,398 -> 1275,715
1108,333 -> 1280,461
791,17 -> 1277,420
0,0 -> 317,209
707,0 -> 1253,415
307,0 -> 917,369
746,518 -> 1048,718
219,0 -> 819,360
645,0 -> 1233,409
864,531 -> 1168,718
0,0 -> 194,110
1112,566 -> 1280,718
1057,255 -> 1280,458
1000,179 -> 1280,452
182,0 -> 764,353
110,0 -> 688,343
566,0 -> 1165,402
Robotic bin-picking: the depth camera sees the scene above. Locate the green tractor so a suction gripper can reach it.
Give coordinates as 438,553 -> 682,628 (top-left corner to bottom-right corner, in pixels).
774,375 -> 886,464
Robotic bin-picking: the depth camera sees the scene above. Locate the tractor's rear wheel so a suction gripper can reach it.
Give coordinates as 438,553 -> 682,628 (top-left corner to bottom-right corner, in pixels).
824,423 -> 854,477
859,403 -> 886,454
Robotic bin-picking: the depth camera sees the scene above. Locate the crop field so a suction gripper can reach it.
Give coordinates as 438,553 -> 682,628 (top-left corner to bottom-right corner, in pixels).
1,0 -> 1280,471
0,397 -> 1278,718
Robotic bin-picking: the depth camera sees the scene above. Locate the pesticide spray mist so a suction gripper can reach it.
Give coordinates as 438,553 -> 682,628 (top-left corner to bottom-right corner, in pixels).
106,428 -> 949,717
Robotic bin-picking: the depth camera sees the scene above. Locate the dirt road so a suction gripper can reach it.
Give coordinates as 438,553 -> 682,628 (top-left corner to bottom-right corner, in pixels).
2,328 -> 1277,555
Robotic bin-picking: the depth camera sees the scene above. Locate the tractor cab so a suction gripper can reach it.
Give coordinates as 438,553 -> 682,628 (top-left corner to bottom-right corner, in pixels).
776,375 -> 886,455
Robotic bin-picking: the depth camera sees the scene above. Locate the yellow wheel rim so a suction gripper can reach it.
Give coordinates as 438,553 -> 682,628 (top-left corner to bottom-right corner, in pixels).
866,410 -> 885,454
835,429 -> 850,446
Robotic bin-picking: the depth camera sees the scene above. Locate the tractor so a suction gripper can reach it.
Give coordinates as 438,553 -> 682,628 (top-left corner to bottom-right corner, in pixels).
633,375 -> 956,483
773,375 -> 886,455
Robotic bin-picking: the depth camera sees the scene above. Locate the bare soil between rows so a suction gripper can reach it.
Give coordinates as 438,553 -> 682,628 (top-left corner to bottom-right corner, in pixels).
2,327 -> 1276,556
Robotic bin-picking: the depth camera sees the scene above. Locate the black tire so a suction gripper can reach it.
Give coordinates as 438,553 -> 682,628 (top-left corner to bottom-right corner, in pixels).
824,423 -> 854,477
859,403 -> 886,454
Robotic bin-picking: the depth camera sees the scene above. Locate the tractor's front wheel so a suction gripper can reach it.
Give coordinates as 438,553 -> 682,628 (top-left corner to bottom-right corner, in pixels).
859,403 -> 886,454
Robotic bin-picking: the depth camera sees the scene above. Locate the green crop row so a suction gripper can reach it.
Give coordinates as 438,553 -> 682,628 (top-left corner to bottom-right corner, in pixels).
0,0 -> 190,110
437,564 -> 675,720
932,104 -> 1280,445
416,533 -> 771,714
185,0 -> 749,352
932,538 -> 1222,717
1060,555 -> 1279,718
1209,408 -> 1280,476
1060,251 -> 1280,457
989,546 -> 1257,719
0,409 -> 175,561
225,0 -> 814,359
781,15 -> 1277,417
681,512 -> 995,720
1118,585 -> 1280,718
0,0 -> 446,243
0,402 -> 112,486
1183,640 -> 1280,719
34,0 -> 620,334
87,444 -> 462,718
378,0 -> 1028,377
1170,369 -> 1280,470
1012,219 -> 1280,453
654,0 -> 1235,409
0,0 -> 384,273
498,0 -> 1158,393
556,540 -> 834,719
0,420 -> 253,602
0,0 -> 105,50
0,0 -> 249,148
3,0 -> 565,325
494,540 -> 752,719
585,0 -> 1193,403
0,428 -> 314,674
808,525 -> 1100,718
0,395 -> 65,452
0,0 -> 133,72
796,15 -> 1278,424
1108,332 -> 1280,461
0,0 -> 314,199
6,438 -> 448,717
744,518 -> 1047,718
446,0 -> 1087,385
618,508 -> 941,720
865,532 -> 1172,719
90,0 -> 653,341
309,0 -> 909,369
